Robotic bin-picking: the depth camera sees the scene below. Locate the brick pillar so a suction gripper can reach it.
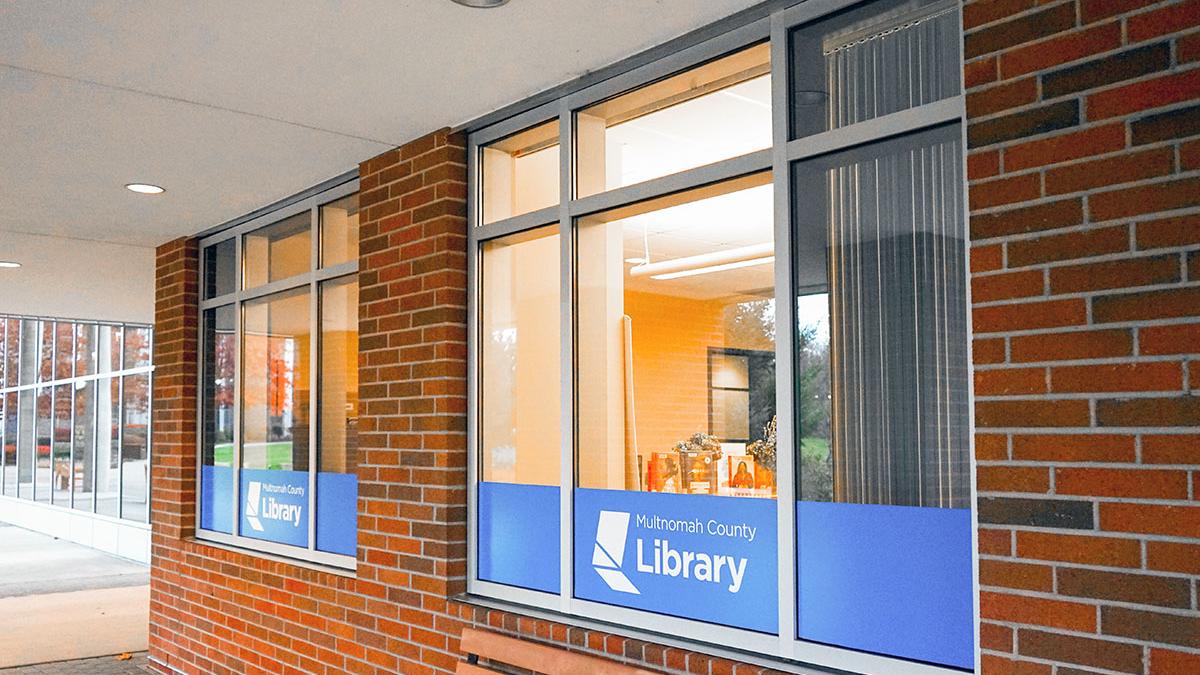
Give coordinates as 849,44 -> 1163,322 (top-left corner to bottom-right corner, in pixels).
356,128 -> 471,672
964,2 -> 1200,673
148,236 -> 200,666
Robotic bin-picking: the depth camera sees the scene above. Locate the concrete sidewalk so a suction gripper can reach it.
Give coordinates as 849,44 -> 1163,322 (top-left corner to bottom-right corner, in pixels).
0,525 -> 149,669
0,653 -> 149,674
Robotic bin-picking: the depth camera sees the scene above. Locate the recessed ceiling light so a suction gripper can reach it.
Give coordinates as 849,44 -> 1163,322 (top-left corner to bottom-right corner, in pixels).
125,183 -> 165,194
450,0 -> 509,7
0,261 -> 21,269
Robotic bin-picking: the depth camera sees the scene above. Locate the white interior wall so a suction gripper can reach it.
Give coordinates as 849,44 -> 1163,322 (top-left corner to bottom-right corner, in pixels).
0,230 -> 155,324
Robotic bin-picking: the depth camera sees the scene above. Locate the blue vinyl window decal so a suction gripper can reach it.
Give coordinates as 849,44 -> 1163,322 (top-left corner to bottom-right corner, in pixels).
240,469 -> 309,548
574,489 -> 778,634
591,510 -> 638,594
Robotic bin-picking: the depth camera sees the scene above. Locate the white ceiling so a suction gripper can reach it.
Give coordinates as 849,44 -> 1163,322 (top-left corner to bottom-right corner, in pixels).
0,0 -> 761,249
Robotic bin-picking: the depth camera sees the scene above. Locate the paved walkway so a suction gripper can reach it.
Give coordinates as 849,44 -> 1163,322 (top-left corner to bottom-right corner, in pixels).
0,653 -> 149,674
0,525 -> 149,668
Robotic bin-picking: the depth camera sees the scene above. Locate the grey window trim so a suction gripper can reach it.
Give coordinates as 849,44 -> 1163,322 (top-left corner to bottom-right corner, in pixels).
194,178 -> 360,572
784,97 -> 964,163
567,149 -> 774,219
473,206 -> 560,242
466,0 -> 976,673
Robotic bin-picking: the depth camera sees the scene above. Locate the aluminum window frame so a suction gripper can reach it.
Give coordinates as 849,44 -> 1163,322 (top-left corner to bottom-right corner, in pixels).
0,313 -> 154,525
466,1 -> 977,673
196,176 -> 360,571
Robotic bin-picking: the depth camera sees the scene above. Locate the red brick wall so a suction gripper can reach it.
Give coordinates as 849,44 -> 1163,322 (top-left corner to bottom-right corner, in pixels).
148,130 -> 777,675
964,1 -> 1200,673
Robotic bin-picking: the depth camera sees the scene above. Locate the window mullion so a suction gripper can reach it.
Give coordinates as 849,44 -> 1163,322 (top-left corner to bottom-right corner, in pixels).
308,206 -> 319,551
68,326 -> 76,510
769,7 -> 798,658
232,234 -> 244,539
557,97 -> 574,614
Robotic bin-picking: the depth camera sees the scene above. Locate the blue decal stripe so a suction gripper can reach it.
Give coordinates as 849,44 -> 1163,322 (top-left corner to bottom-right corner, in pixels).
478,482 -> 560,594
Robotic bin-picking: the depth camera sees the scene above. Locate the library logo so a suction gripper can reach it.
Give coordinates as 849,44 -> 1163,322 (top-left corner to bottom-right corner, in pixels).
592,511 -> 639,594
245,480 -> 305,531
244,481 -> 265,532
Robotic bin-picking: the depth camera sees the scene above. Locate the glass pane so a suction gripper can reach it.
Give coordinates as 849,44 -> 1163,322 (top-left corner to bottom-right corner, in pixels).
481,120 -> 560,224
75,324 -> 97,377
54,322 -> 74,380
96,377 -> 120,517
711,388 -> 750,441
4,318 -> 18,387
791,124 -> 972,668
17,389 -> 33,499
18,320 -> 37,386
480,226 -> 561,485
574,176 -> 778,633
316,277 -> 358,555
244,211 -> 311,287
2,392 -> 15,496
320,194 -> 359,267
201,306 -> 236,533
38,320 -> 53,382
0,393 -> 5,494
100,325 -> 123,372
577,175 -> 776,496
476,225 -> 561,593
795,125 -> 968,508
241,287 -> 310,547
120,373 -> 150,522
789,0 -> 960,139
52,384 -> 71,506
34,387 -> 50,502
124,327 -> 151,369
204,238 -> 237,299
72,381 -> 95,512
577,44 -> 770,198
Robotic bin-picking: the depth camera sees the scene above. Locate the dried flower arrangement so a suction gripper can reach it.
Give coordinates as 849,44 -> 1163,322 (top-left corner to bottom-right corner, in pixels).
747,416 -> 777,473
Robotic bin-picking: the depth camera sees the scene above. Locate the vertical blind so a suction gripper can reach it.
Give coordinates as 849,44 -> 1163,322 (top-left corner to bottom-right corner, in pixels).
822,0 -> 960,129
826,127 -> 969,509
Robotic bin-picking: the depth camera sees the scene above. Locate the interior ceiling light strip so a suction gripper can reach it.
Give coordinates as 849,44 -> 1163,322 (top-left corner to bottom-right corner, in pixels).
629,241 -> 773,278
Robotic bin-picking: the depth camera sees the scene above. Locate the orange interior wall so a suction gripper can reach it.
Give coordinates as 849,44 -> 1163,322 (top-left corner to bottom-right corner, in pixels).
624,289 -> 725,461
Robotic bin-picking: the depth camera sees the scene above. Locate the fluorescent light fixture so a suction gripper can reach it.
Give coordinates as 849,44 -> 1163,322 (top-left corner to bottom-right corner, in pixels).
450,0 -> 509,7
125,183 -> 165,194
624,257 -> 648,265
630,242 -> 773,279
650,256 -> 774,280
0,261 -> 20,269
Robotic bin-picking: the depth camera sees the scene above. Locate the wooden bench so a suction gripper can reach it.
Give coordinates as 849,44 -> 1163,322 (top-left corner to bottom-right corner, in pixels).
459,627 -> 659,675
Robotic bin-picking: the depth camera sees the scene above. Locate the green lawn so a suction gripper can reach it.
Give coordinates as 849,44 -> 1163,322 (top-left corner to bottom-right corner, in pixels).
213,442 -> 297,470
800,437 -> 830,462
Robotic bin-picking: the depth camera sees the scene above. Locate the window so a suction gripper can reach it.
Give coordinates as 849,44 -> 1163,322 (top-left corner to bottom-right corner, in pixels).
476,224 -> 562,592
576,44 -> 771,197
197,179 -> 359,569
0,316 -> 153,520
481,120 -> 560,224
792,122 -> 970,667
468,1 -> 970,673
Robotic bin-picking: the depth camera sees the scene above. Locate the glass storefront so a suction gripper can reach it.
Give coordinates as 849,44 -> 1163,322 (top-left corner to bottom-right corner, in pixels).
0,315 -> 153,522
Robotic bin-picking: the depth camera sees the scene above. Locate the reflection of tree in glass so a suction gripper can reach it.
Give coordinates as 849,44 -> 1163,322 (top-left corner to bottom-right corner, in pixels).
726,299 -> 775,349
124,328 -> 151,367
797,322 -> 833,501
484,328 -> 517,478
